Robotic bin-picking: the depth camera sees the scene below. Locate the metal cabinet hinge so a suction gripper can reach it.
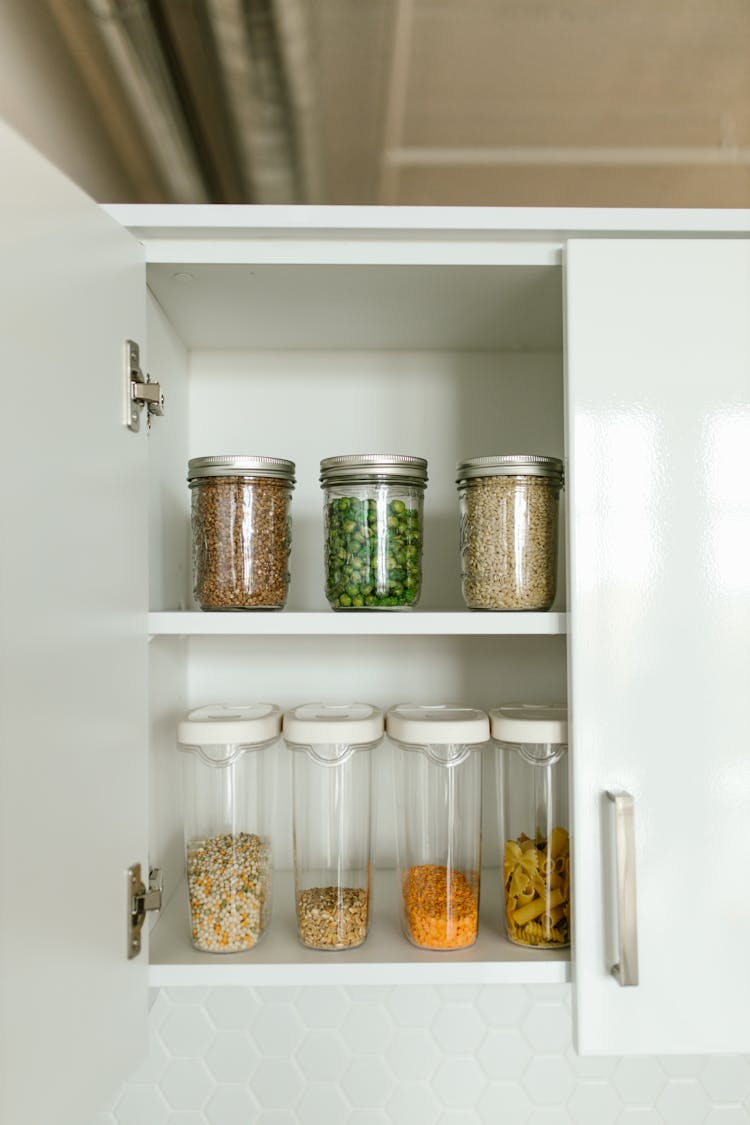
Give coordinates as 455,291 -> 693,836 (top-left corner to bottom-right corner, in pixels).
127,863 -> 163,959
125,339 -> 165,431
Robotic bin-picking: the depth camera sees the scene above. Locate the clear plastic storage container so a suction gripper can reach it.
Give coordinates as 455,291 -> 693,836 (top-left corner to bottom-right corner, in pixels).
188,455 -> 295,610
387,704 -> 489,950
177,703 -> 281,952
491,703 -> 570,949
456,454 -> 564,611
320,454 -> 428,609
283,703 -> 383,950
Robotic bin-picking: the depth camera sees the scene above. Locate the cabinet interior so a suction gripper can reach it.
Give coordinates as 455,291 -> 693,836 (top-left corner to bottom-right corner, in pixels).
144,252 -> 569,976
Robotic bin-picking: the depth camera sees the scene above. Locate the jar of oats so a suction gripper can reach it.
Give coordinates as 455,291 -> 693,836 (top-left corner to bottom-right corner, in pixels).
283,703 -> 383,951
177,703 -> 281,953
456,454 -> 564,611
188,455 -> 295,610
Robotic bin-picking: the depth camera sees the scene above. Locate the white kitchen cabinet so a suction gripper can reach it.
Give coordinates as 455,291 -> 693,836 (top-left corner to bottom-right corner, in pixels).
2,119 -> 750,1124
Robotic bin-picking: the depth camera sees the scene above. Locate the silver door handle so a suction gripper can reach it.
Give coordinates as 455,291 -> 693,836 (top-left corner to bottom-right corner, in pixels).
606,791 -> 639,987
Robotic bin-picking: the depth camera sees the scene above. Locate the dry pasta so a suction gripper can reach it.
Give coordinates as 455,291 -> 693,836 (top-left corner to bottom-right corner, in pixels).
503,828 -> 570,948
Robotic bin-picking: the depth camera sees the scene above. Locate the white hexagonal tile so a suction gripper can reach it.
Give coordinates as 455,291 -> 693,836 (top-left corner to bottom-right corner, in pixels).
346,987 -> 392,1003
204,1030 -> 259,1083
522,1004 -> 572,1054
158,1007 -> 215,1057
656,1079 -> 712,1125
386,1028 -> 441,1082
438,984 -> 482,1002
523,1056 -> 578,1106
476,986 -> 531,1028
567,1081 -> 621,1125
147,990 -> 173,1029
527,985 -> 571,1005
439,1111 -> 484,1124
297,1029 -> 350,1082
657,1056 -> 709,1078
528,1111 -> 575,1125
347,1112 -> 390,1125
705,1109 -> 750,1124
253,987 -> 300,1003
341,1004 -> 394,1053
205,988 -> 260,1030
431,1004 -> 486,1055
564,1047 -> 618,1081
702,1056 -> 750,1102
296,1084 -> 350,1125
159,1060 -> 214,1111
204,1085 -> 258,1125
342,1056 -> 395,1108
246,1112 -> 296,1124
477,1029 -> 532,1081
615,1110 -> 663,1124
164,1113 -> 206,1125
166,988 -> 212,1006
432,1056 -> 487,1108
113,1087 -> 169,1125
387,986 -> 442,1028
250,1058 -> 304,1109
612,1058 -> 667,1105
387,1084 -> 442,1125
250,1002 -> 306,1056
295,987 -> 351,1029
478,1082 -> 534,1124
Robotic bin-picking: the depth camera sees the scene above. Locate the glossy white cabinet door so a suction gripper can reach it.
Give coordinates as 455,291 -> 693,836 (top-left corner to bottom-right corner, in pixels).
0,122 -> 148,1122
566,238 -> 750,1054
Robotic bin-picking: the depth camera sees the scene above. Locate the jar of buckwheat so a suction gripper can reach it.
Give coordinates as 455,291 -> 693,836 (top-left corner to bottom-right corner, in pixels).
456,454 -> 563,611
188,455 -> 295,610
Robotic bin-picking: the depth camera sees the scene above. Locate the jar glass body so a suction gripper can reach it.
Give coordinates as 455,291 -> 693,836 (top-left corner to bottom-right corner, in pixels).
290,743 -> 375,950
458,473 -> 561,610
496,740 -> 570,948
190,474 -> 293,609
179,740 -> 274,952
393,743 -> 482,950
322,480 -> 425,609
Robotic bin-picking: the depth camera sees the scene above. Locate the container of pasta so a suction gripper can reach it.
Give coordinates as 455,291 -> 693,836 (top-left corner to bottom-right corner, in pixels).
490,704 -> 569,949
177,703 -> 281,953
387,704 -> 490,951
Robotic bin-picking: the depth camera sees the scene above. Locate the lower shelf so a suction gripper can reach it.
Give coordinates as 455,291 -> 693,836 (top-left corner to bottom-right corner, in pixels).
148,869 -> 570,986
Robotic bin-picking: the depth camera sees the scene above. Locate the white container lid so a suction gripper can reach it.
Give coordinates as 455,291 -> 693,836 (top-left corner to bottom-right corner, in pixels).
489,703 -> 568,744
178,703 -> 282,746
386,704 -> 490,745
283,703 -> 383,745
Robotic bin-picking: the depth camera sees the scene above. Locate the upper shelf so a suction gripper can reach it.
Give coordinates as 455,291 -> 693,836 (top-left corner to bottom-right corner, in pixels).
148,611 -> 567,637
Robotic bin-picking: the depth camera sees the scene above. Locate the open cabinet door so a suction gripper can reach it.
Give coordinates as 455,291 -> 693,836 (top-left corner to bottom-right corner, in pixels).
566,238 -> 750,1054
0,122 -> 149,1122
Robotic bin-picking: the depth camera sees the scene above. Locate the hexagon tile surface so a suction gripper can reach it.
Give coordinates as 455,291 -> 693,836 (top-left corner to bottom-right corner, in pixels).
91,986 -> 750,1124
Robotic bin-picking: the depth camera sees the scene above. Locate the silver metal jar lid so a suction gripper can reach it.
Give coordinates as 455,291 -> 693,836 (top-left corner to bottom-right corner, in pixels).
456,454 -> 563,483
320,453 -> 428,487
188,455 -> 296,483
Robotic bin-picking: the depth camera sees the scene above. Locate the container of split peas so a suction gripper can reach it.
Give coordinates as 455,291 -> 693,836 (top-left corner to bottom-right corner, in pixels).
177,704 -> 281,953
320,454 -> 427,609
387,704 -> 490,950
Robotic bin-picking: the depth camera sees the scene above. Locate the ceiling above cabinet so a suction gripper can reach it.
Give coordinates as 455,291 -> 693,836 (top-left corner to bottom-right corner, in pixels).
41,0 -> 750,208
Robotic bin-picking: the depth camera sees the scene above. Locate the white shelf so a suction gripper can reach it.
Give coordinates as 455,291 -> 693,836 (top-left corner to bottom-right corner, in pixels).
149,869 -> 570,987
148,610 -> 567,637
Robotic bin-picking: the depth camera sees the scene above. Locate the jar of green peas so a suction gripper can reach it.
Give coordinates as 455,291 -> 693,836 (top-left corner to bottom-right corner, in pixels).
320,454 -> 428,610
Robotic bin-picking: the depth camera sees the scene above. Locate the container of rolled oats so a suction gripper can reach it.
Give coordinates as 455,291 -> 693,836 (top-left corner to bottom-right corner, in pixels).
188,455 -> 295,610
177,703 -> 281,953
456,454 -> 564,611
283,703 -> 383,951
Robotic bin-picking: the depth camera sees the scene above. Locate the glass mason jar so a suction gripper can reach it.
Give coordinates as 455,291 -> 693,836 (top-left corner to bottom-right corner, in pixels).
177,703 -> 281,953
284,703 -> 383,951
188,455 -> 295,610
490,703 -> 570,949
456,454 -> 564,611
320,454 -> 428,610
387,704 -> 489,951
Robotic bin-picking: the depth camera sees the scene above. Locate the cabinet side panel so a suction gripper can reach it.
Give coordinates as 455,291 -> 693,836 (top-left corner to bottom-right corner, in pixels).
566,238 -> 750,1054
0,121 -> 149,1121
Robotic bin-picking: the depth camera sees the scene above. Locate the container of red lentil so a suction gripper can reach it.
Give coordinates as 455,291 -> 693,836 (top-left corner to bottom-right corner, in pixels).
177,703 -> 281,953
386,704 -> 489,951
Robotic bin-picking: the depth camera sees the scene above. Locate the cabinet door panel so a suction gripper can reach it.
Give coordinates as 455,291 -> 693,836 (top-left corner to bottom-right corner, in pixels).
566,238 -> 750,1054
0,121 -> 148,1121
